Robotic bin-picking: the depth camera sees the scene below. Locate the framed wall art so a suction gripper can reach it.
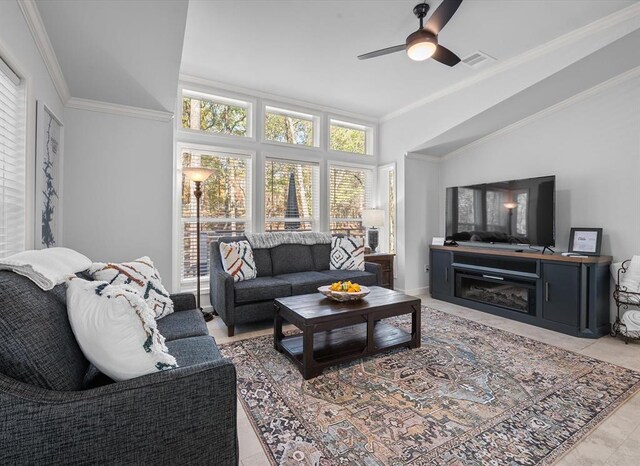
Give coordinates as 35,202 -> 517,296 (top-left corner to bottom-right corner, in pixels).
35,101 -> 63,248
568,227 -> 603,256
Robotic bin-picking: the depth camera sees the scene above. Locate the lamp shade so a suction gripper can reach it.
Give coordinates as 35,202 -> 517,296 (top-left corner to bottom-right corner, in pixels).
503,202 -> 518,209
406,30 -> 437,61
362,209 -> 385,227
183,167 -> 214,182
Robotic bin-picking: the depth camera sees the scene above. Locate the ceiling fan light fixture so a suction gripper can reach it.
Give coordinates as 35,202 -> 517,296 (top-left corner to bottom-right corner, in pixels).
406,30 -> 437,61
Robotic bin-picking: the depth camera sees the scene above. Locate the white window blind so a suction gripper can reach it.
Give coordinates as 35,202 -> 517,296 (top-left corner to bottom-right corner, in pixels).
0,58 -> 25,258
181,147 -> 251,284
329,165 -> 372,237
264,158 -> 319,232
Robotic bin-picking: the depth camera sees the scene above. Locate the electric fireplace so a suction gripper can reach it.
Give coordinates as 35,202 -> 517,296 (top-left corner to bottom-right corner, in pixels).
455,271 -> 536,315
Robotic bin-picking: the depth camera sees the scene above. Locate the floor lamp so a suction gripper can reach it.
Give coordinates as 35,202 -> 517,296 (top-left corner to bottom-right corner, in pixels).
183,167 -> 214,320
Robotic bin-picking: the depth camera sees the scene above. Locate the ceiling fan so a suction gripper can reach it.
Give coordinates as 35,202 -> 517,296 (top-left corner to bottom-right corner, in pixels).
358,0 -> 463,66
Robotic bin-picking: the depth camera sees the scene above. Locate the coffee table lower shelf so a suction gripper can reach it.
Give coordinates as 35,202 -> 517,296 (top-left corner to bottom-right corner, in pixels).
278,322 -> 412,377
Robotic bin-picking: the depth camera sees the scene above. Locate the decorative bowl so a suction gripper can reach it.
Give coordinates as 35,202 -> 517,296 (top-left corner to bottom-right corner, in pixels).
318,285 -> 370,302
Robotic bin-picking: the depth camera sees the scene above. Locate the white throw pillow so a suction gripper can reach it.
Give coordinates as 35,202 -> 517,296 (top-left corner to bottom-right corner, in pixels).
89,256 -> 173,319
66,278 -> 177,382
330,236 -> 365,271
219,240 -> 257,282
620,255 -> 640,293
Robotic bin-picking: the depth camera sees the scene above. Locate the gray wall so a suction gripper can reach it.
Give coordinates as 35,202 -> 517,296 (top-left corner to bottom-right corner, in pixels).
62,108 -> 175,290
439,74 -> 640,263
0,0 -> 65,248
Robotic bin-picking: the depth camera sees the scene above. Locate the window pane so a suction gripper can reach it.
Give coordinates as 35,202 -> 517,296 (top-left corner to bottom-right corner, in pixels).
0,59 -> 25,258
265,159 -> 318,232
181,148 -> 250,283
182,151 -> 249,219
264,109 -> 313,146
388,169 -> 395,254
330,124 -> 366,154
329,166 -> 371,237
183,221 -> 246,281
182,95 -> 248,137
457,188 -> 475,231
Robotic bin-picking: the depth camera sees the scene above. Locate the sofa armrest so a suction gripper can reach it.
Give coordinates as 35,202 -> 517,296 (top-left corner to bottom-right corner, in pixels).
0,360 -> 238,465
210,241 -> 235,322
365,261 -> 382,286
170,292 -> 197,311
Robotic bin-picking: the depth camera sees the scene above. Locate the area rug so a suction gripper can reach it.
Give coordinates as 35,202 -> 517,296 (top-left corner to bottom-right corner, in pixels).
219,307 -> 640,465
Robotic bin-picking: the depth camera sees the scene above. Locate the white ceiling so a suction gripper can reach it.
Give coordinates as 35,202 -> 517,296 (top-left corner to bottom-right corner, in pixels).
36,0 -> 189,112
413,28 -> 640,156
181,0 -> 636,118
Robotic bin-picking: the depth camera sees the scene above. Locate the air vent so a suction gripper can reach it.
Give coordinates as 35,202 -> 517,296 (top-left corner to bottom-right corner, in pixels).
461,51 -> 495,68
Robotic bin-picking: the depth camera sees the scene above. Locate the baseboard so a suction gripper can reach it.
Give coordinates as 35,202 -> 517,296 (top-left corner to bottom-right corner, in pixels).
397,286 -> 429,296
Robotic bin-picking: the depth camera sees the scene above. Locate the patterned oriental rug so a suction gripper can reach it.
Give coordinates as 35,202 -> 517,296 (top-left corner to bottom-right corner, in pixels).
220,308 -> 640,465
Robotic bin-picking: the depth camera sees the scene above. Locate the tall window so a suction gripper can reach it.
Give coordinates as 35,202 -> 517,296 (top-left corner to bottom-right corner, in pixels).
264,106 -> 317,147
181,90 -> 251,137
0,58 -> 25,257
265,159 -> 319,232
181,147 -> 251,283
329,119 -> 371,155
329,165 -> 372,237
388,167 -> 396,253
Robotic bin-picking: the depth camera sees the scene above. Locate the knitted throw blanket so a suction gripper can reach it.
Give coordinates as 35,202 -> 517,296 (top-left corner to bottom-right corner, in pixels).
245,232 -> 332,249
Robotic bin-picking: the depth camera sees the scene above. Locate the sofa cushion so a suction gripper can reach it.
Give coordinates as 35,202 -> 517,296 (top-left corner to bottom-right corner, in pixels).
166,335 -> 222,367
271,244 -> 315,275
0,271 -> 89,391
274,271 -> 334,295
330,236 -> 365,271
157,309 -> 209,341
219,240 -> 258,282
67,279 -> 178,382
321,270 -> 378,287
253,248 -> 273,277
311,243 -> 331,271
234,277 -> 292,304
89,256 -> 174,319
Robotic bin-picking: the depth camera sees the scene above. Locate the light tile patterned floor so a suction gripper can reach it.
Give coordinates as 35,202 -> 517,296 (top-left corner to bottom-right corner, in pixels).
207,295 -> 640,465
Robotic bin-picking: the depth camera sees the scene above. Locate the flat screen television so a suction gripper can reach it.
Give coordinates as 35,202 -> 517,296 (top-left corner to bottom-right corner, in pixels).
445,175 -> 555,247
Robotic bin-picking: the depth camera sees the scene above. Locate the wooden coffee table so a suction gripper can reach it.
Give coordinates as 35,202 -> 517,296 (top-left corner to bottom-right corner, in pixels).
274,286 -> 421,379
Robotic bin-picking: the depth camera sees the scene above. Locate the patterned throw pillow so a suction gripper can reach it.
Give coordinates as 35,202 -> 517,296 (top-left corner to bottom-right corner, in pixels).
330,236 -> 365,271
66,278 -> 177,382
89,257 -> 173,319
219,240 -> 257,282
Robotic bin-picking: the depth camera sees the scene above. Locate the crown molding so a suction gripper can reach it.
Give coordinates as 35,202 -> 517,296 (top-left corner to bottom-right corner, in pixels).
442,65 -> 640,161
18,0 -> 70,103
380,3 -> 640,123
66,97 -> 174,122
405,152 -> 441,163
180,73 -> 379,125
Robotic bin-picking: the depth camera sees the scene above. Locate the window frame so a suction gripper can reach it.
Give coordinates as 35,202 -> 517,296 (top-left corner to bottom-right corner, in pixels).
174,142 -> 255,289
262,102 -> 321,150
328,117 -> 374,157
179,88 -> 256,141
327,161 -> 375,238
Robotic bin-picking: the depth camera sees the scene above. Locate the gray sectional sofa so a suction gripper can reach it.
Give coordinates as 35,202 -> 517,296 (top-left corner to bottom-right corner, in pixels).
210,236 -> 382,336
0,271 -> 238,465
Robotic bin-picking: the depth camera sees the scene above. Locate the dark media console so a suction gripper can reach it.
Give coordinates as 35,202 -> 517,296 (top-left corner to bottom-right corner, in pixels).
429,245 -> 612,338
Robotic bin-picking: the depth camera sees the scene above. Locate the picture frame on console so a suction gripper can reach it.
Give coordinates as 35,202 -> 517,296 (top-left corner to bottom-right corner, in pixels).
568,228 -> 603,256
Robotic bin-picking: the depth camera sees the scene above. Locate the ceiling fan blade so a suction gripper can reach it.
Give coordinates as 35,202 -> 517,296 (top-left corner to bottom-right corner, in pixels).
424,0 -> 463,35
431,44 -> 461,67
357,44 -> 405,60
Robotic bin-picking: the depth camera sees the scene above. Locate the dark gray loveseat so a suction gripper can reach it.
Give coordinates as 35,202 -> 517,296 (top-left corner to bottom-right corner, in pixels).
210,236 -> 382,336
0,271 -> 238,465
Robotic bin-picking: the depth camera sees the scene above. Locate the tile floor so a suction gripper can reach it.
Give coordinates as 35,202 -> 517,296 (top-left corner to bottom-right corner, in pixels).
207,295 -> 640,466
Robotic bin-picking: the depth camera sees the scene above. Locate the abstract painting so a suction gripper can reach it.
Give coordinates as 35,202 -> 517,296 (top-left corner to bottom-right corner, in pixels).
35,102 -> 63,248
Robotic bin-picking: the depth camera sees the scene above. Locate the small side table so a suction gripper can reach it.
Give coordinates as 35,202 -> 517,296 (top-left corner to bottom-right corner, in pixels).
364,253 -> 395,290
